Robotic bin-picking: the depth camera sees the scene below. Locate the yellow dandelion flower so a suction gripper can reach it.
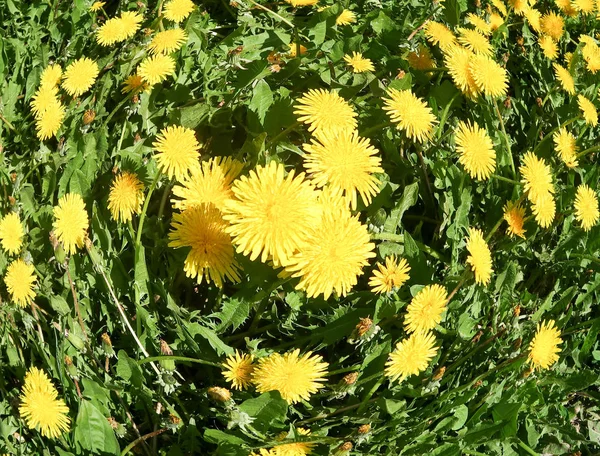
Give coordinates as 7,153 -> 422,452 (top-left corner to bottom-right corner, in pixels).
288,43 -> 308,57
223,161 -> 321,267
172,157 -> 243,211
540,12 -> 564,40
424,21 -> 457,51
0,212 -> 24,255
489,12 -> 505,30
553,63 -> 575,95
444,45 -> 479,97
5,259 -> 36,307
455,120 -> 496,180
19,367 -> 70,438
466,13 -> 492,35
272,428 -> 314,455
582,40 -> 600,73
168,204 -> 241,286
39,64 -> 62,89
149,28 -> 188,54
407,44 -> 435,70
163,0 -> 195,22
343,52 -> 374,73
531,192 -> 556,228
53,193 -> 89,255
528,320 -> 562,370
491,0 -> 508,16
573,0 -> 595,13
466,228 -> 493,285
509,0 -> 528,14
504,202 -> 526,238
222,351 -> 254,390
574,184 -> 599,231
294,89 -> 357,138
138,54 -> 176,85
553,128 -> 578,168
457,27 -> 493,56
252,350 -> 328,404
119,11 -> 143,39
520,152 -> 554,204
35,101 -> 65,140
121,74 -> 150,94
153,125 -> 201,181
469,54 -> 509,98
251,451 -> 274,456
524,6 -> 542,32
383,89 -> 437,142
90,1 -> 105,12
285,209 -> 375,299
108,172 -> 145,223
286,0 -> 319,6
404,284 -> 448,333
369,256 -> 411,294
96,18 -> 125,46
556,0 -> 577,15
578,94 -> 598,126
61,57 -> 99,97
385,332 -> 438,383
302,130 -> 382,210
538,35 -> 558,60
30,86 -> 59,119
336,9 -> 356,25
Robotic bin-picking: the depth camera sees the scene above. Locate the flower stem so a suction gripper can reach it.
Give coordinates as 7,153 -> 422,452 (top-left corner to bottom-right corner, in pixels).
493,98 -> 516,179
575,144 -> 600,159
136,173 -> 161,247
491,174 -> 520,185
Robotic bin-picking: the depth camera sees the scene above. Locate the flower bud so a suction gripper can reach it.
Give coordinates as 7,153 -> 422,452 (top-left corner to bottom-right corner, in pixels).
208,386 -> 231,402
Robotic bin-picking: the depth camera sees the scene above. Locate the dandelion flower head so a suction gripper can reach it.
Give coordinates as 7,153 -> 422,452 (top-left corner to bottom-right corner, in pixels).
122,74 -> 150,94
149,28 -> 188,54
163,0 -> 195,22
222,351 -> 254,390
383,89 -> 437,142
539,35 -> 558,60
5,259 -> 37,307
369,256 -> 411,294
52,193 -> 89,255
153,125 -> 201,181
520,152 -> 554,204
553,128 -> 578,168
407,44 -> 435,70
503,202 -> 526,238
528,320 -> 562,370
61,58 -> 99,96
574,184 -> 599,231
39,64 -> 62,89
336,9 -> 356,25
466,227 -> 493,285
455,120 -> 496,180
294,89 -> 357,138
553,63 -> 575,95
532,193 -> 556,228
35,101 -> 65,140
108,171 -> 145,223
457,27 -> 492,56
138,54 -> 176,85
424,21 -> 457,51
405,284 -> 448,333
385,332 -> 438,383
578,94 -> 598,126
540,12 -> 564,40
444,45 -> 479,97
469,54 -> 509,98
0,212 -> 24,255
343,52 -> 374,73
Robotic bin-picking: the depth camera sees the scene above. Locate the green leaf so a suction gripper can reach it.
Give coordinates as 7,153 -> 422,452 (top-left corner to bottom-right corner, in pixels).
74,400 -> 120,454
213,298 -> 251,334
383,182 -> 419,233
249,80 -> 273,124
189,324 -> 234,355
239,391 -> 288,432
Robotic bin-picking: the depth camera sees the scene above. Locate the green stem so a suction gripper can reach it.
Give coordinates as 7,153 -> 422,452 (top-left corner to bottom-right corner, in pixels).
103,92 -> 135,127
0,113 -> 16,133
136,173 -> 161,247
328,365 -> 360,376
245,0 -> 295,27
266,121 -> 301,148
493,98 -> 516,179
575,144 -> 600,159
517,439 -> 538,456
157,177 -> 173,220
361,122 -> 392,136
138,355 -> 222,368
491,174 -> 520,185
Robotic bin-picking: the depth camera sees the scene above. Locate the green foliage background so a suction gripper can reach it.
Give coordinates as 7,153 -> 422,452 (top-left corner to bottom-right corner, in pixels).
0,0 -> 599,454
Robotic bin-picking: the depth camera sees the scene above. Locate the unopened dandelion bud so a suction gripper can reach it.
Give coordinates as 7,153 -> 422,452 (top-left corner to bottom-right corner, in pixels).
208,386 -> 231,402
343,372 -> 358,385
65,355 -> 78,378
358,423 -> 371,434
335,442 -> 353,455
101,332 -> 115,357
160,339 -> 176,371
83,109 -> 95,125
432,366 -> 446,381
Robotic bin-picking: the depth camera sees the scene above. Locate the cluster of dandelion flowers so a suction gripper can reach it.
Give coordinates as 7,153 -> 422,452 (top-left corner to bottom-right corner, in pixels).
0,212 -> 24,255
5,259 -> 37,307
222,161 -> 320,267
252,349 -> 328,404
343,52 -> 374,73
284,210 -> 375,299
336,9 -> 356,25
454,120 -> 496,180
574,184 -> 599,231
19,367 -> 70,438
53,193 -> 89,255
383,89 -> 437,142
424,21 -> 457,51
294,89 -> 357,138
407,45 -> 435,71
532,193 -> 556,228
138,54 -> 176,86
385,332 -> 438,383
149,28 -> 188,54
369,256 -> 411,294
168,204 -> 241,287
122,74 -> 150,94
538,35 -> 558,60
302,130 -> 382,210
553,128 -> 578,168
469,54 -> 509,98
222,351 -> 254,390
444,45 -> 479,97
61,57 -> 99,97
528,320 -> 562,370
553,63 -> 575,95
163,0 -> 195,22
108,172 -> 145,223
466,228 -> 493,285
519,152 -> 554,204
153,125 -> 201,181
503,202 -> 526,239
39,64 -> 62,90
404,284 -> 448,333
456,27 -> 492,56
578,94 -> 598,126
172,157 -> 243,211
